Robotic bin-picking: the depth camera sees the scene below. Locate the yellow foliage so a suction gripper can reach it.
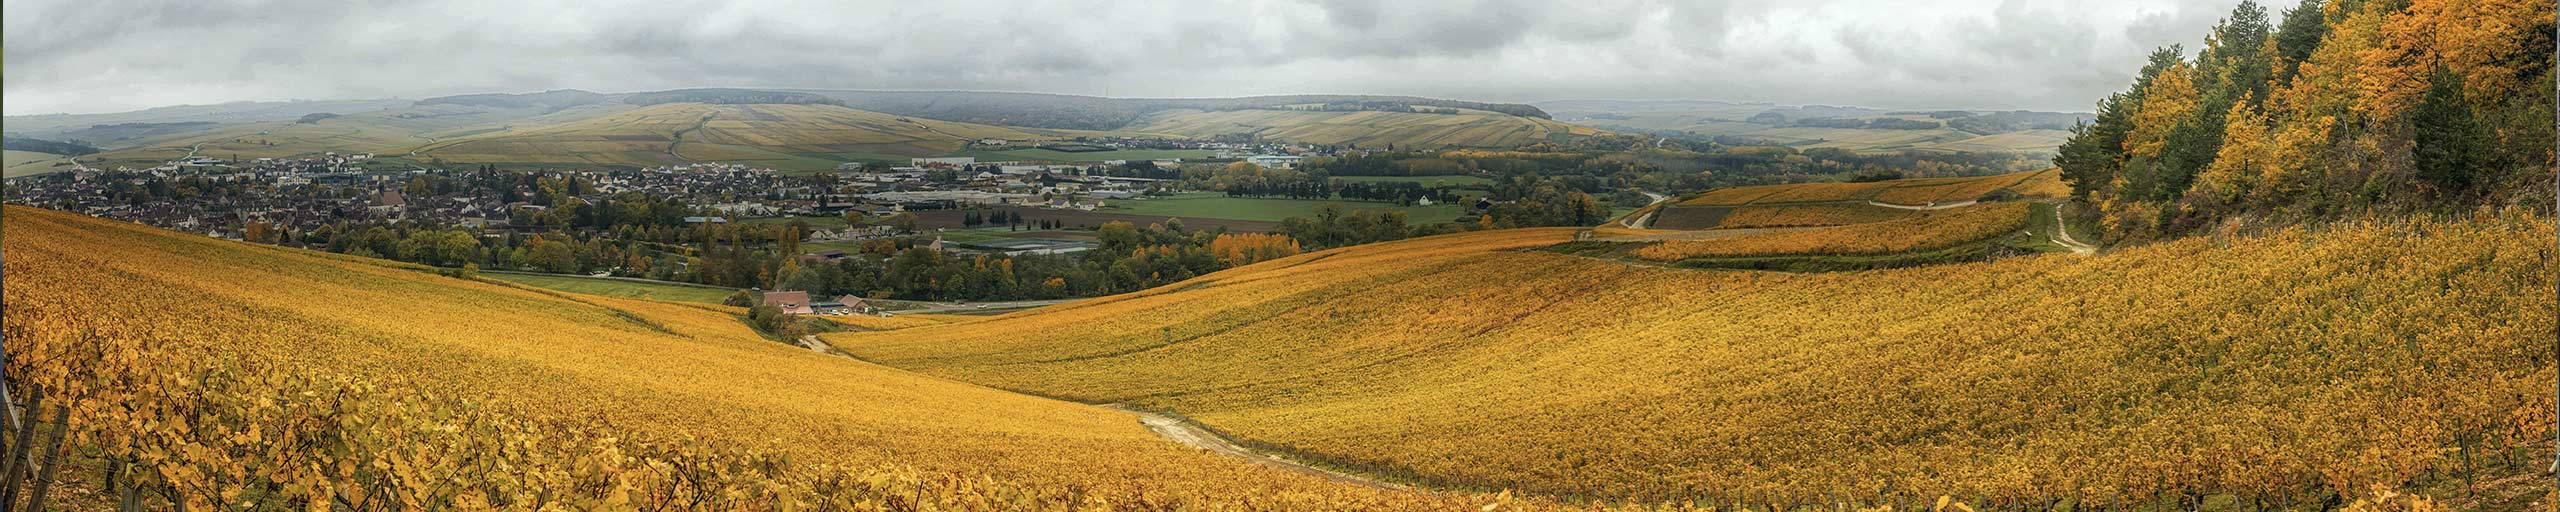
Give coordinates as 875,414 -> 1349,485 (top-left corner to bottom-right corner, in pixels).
2124,63 -> 2200,159
2192,98 -> 2273,207
1631,202 -> 2031,260
1209,232 -> 1304,267
833,212 -> 2555,505
0,206 -> 1514,510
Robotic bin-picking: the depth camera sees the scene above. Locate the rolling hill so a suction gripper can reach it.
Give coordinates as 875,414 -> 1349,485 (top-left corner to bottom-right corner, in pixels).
409,102 -> 1142,170
827,212 -> 2555,508
1539,99 -> 2087,156
1581,170 -> 2079,271
1126,108 -> 1603,149
2,149 -> 79,177
797,90 -> 1559,130
9,89 -> 1605,173
1,205 -> 1508,509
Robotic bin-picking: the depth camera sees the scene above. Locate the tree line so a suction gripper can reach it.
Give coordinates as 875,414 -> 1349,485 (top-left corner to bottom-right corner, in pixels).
2054,0 -> 2553,242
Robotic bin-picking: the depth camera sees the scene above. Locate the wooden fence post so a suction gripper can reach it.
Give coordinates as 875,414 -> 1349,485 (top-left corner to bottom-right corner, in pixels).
25,402 -> 71,511
0,385 -> 41,506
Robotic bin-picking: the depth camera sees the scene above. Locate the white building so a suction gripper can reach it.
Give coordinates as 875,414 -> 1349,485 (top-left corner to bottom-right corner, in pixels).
1244,155 -> 1304,169
910,157 -> 976,168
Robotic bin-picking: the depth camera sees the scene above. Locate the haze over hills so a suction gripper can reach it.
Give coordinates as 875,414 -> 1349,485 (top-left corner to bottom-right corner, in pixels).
4,87 -> 2089,176
1537,99 -> 2094,156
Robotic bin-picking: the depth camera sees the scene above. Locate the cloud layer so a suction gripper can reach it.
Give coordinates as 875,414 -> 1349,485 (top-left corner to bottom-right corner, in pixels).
3,0 -> 2248,116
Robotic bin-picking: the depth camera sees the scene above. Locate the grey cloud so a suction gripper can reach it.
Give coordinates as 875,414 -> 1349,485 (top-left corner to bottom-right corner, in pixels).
6,0 -> 2249,116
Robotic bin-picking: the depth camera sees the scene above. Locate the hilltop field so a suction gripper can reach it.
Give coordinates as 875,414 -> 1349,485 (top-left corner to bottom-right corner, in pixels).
1580,170 -> 2081,271
0,206 -> 1517,510
830,209 -> 2555,509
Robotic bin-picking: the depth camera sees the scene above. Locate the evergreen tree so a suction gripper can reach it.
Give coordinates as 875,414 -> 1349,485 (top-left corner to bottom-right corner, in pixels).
2271,0 -> 2328,82
2410,64 -> 2492,199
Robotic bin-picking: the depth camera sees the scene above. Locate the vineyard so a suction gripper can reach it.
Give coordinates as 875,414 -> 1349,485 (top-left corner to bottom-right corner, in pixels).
0,206 -> 1527,510
830,211 -> 2556,509
1650,169 -> 2064,232
1629,202 -> 2032,261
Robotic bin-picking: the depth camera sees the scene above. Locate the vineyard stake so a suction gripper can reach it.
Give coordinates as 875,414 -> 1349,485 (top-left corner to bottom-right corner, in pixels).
24,403 -> 70,511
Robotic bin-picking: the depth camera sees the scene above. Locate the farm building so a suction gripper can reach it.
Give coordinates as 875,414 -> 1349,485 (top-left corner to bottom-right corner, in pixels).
762,291 -> 814,315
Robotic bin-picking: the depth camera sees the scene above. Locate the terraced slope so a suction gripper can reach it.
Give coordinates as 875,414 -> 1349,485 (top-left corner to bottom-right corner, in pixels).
831,215 -> 2555,507
1,206 -> 1496,509
1127,108 -> 1604,149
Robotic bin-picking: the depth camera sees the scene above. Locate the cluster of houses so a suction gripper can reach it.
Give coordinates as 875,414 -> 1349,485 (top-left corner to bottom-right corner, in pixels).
4,140 -> 1326,260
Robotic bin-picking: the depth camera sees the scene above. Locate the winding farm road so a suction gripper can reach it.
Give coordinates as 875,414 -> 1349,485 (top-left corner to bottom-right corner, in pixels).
2048,207 -> 2099,255
1618,191 -> 1673,229
1865,199 -> 1977,211
794,333 -> 1409,491
1103,405 -> 1407,491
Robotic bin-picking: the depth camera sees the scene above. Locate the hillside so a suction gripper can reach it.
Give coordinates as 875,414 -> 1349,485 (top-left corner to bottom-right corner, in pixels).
410,102 -> 1137,171
1127,108 -> 1603,149
0,206 -> 1504,509
799,90 -> 1557,131
1537,99 -> 2087,155
2,149 -> 79,177
1,98 -> 413,141
829,213 -> 2555,507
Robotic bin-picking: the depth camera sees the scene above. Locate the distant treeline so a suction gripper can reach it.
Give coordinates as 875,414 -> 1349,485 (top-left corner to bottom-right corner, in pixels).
2054,0 -> 2553,243
2,136 -> 101,156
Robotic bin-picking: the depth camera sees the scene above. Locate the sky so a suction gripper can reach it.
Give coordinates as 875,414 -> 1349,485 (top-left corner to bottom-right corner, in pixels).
2,0 -> 2255,116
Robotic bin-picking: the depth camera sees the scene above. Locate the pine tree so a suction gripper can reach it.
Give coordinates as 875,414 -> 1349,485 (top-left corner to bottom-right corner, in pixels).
2410,64 -> 2492,199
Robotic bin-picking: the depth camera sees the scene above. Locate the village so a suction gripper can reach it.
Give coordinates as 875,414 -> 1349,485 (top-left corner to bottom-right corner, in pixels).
0,141 -> 1320,253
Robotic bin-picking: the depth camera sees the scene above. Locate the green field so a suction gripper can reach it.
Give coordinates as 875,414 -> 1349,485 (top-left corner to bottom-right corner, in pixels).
485,272 -> 738,304
952,148 -> 1219,163
1106,192 -> 1472,223
1329,175 -> 1494,187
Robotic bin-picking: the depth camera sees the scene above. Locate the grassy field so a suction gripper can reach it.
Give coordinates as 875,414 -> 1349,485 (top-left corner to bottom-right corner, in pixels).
484,272 -> 738,304
2,205 -> 1496,509
1329,174 -> 1495,187
828,215 -> 2555,506
3,149 -> 78,177
952,147 -> 1218,163
1128,108 -> 1605,149
1106,192 -> 1472,223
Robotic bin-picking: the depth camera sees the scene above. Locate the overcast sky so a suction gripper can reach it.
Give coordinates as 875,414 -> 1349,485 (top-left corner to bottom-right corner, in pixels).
3,0 -> 2251,116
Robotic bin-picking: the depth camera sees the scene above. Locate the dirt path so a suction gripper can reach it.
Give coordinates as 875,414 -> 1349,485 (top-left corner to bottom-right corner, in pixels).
793,334 -> 1410,491
1866,199 -> 1977,211
2048,206 -> 2098,255
1101,405 -> 1407,491
1617,191 -> 1672,229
